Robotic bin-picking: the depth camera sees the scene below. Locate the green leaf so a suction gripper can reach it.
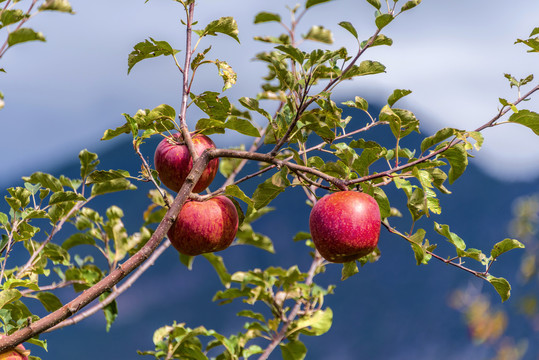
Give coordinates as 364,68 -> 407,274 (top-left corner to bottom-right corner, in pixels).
252,177 -> 286,210
275,45 -> 305,64
295,308 -> 333,336
486,275 -> 511,302
179,253 -> 195,270
490,238 -> 525,259
0,212 -> 8,226
22,172 -> 62,192
91,178 -> 137,196
530,27 -> 539,37
303,26 -> 333,44
225,118 -> 261,137
361,34 -> 393,48
366,0 -> 381,10
338,21 -> 358,39
86,170 -> 130,184
225,185 -> 254,208
198,16 -> 240,43
341,261 -> 359,280
439,143 -> 468,184
401,0 -> 422,12
239,97 -> 272,121
306,0 -> 332,9
7,28 -> 45,46
280,340 -> 307,360
236,224 -> 274,253
49,191 -> 86,205
202,253 -> 231,288
342,96 -> 368,111
127,38 -> 179,74
342,60 -> 386,79
79,149 -> 99,180
1,9 -> 25,26
39,0 -> 74,13
508,110 -> 539,136
0,289 -> 22,308
421,128 -> 457,153
434,222 -> 466,251
388,89 -> 412,107
36,292 -> 63,312
254,11 -> 281,23
44,243 -> 71,264
100,292 -> 118,332
375,13 -> 393,30
62,233 -> 96,250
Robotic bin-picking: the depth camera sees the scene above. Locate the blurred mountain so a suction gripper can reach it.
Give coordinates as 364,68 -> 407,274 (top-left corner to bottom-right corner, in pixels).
1,107 -> 538,360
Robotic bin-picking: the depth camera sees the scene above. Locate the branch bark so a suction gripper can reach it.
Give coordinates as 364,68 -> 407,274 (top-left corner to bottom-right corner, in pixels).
0,152 -> 211,353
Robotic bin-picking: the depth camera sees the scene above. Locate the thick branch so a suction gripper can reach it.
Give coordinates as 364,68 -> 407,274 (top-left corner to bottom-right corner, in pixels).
209,149 -> 347,190
0,152 -> 211,353
46,240 -> 171,332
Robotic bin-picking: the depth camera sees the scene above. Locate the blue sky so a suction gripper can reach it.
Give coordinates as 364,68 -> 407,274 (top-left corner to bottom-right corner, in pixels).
1,0 -> 538,184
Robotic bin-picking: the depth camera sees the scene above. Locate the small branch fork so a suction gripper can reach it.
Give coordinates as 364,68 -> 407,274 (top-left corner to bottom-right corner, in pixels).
382,221 -> 491,279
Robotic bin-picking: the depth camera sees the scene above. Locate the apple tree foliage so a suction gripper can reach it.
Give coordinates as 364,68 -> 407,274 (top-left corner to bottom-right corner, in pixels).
1,0 -> 539,359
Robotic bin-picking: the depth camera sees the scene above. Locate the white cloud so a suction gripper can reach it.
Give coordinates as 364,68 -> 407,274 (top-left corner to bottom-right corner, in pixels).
1,0 -> 538,183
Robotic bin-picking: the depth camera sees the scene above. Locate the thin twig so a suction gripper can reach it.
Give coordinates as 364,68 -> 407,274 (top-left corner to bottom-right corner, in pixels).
178,3 -> 199,163
46,240 -> 171,332
258,252 -> 324,360
16,198 -> 93,279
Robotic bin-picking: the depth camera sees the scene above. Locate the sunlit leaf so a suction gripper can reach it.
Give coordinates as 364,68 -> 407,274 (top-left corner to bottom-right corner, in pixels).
387,89 -> 412,107
487,275 -> 511,302
39,0 -> 74,13
303,26 -> 333,44
338,21 -> 358,39
127,38 -> 179,74
434,222 -> 465,251
203,253 -> 231,288
508,110 -> 539,136
306,0 -> 332,9
91,178 -> 137,196
341,261 -> 359,280
401,0 -> 422,12
254,11 -> 281,24
490,238 -> 525,259
196,16 -> 240,43
7,28 -> 45,46
281,340 -> 307,360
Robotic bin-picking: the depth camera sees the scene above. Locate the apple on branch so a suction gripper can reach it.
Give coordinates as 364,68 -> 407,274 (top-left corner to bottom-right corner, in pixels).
168,196 -> 239,256
309,191 -> 381,263
154,132 -> 219,193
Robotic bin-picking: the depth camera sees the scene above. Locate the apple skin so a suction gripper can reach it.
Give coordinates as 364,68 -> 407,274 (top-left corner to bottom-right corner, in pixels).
154,132 -> 219,193
168,196 -> 239,256
0,337 -> 29,360
309,191 -> 381,263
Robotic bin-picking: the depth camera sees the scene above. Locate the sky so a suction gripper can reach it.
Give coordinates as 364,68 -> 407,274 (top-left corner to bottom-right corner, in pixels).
1,0 -> 539,186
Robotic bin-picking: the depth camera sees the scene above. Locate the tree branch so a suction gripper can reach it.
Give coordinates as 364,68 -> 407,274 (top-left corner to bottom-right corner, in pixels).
258,252 -> 324,360
46,240 -> 171,332
0,152 -> 211,353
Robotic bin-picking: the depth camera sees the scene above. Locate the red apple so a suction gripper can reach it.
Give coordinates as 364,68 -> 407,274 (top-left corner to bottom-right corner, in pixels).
0,336 -> 29,360
154,132 -> 219,193
168,196 -> 239,256
309,191 -> 381,263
